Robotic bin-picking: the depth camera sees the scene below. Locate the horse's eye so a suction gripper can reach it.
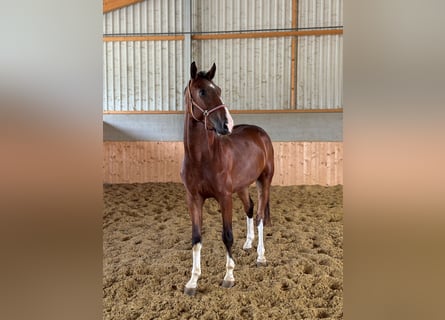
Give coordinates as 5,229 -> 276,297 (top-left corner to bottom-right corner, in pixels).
199,89 -> 206,97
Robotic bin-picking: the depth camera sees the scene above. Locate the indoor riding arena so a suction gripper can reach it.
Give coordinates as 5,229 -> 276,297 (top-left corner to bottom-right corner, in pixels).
103,0 -> 343,319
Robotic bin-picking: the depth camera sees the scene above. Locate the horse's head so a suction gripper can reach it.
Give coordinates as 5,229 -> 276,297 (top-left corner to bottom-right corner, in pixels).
186,62 -> 234,136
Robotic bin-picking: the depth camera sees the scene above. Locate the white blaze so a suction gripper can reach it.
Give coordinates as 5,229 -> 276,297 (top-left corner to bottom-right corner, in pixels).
224,107 -> 234,133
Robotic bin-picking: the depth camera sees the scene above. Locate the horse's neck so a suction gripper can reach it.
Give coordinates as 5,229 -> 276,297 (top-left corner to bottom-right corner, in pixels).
184,115 -> 216,162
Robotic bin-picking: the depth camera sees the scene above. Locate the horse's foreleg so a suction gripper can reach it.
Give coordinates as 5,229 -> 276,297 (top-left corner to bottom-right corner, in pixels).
222,252 -> 235,288
184,242 -> 202,295
237,189 -> 255,250
220,194 -> 235,288
184,194 -> 203,296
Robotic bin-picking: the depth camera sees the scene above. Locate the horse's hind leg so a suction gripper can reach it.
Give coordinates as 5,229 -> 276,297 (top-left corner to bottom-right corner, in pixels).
237,188 -> 255,250
255,171 -> 273,266
219,194 -> 236,288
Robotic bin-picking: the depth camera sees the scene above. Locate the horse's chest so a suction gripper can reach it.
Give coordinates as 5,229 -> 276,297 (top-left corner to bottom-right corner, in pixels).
182,160 -> 228,195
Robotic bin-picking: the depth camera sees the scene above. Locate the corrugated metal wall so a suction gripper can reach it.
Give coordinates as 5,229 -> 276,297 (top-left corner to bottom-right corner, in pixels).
103,0 -> 184,111
297,35 -> 343,109
103,0 -> 183,34
297,0 -> 343,109
103,0 -> 343,112
103,40 -> 184,111
192,0 -> 292,32
191,0 -> 293,110
193,37 -> 292,110
298,0 -> 343,28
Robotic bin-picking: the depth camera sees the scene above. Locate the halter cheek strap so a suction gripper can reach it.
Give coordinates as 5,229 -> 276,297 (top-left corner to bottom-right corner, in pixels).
187,81 -> 227,130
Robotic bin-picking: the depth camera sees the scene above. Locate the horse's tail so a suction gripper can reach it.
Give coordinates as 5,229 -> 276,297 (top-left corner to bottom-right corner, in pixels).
264,200 -> 272,227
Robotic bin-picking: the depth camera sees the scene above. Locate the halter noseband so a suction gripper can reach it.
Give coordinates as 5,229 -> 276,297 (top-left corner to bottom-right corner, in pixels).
187,80 -> 227,130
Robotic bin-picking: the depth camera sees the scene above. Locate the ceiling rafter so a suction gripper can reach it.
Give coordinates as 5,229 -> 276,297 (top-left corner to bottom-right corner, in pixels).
103,0 -> 144,13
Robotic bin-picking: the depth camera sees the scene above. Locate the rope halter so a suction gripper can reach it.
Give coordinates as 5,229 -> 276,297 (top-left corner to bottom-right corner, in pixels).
186,80 -> 227,131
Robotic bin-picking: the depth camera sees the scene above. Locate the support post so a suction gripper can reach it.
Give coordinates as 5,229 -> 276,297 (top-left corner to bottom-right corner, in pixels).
183,0 -> 192,91
290,0 -> 298,109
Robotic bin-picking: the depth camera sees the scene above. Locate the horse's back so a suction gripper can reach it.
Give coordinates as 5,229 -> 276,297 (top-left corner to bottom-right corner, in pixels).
231,124 -> 270,140
231,124 -> 274,153
232,124 -> 268,135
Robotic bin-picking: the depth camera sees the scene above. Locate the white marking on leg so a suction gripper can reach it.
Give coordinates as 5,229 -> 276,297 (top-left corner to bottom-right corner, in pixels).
223,253 -> 235,283
257,220 -> 266,264
243,217 -> 255,250
185,243 -> 202,290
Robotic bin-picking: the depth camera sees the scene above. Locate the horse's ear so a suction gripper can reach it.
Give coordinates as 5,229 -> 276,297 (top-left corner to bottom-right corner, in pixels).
206,63 -> 216,80
190,61 -> 198,79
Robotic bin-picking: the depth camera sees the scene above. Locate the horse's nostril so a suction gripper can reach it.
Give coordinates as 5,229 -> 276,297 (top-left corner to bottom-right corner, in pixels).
222,123 -> 231,135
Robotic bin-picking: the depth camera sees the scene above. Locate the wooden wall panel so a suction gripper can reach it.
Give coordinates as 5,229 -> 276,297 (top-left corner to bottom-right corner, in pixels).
103,141 -> 343,186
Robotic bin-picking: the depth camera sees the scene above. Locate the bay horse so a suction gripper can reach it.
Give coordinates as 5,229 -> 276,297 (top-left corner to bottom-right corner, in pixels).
181,62 -> 274,296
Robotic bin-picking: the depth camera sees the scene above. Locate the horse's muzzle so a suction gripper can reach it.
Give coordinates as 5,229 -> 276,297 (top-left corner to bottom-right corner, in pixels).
213,107 -> 234,136
214,121 -> 231,136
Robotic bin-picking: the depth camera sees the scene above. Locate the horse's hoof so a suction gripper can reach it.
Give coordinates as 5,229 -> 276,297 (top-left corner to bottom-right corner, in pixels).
243,241 -> 253,250
256,261 -> 267,267
221,280 -> 235,288
184,286 -> 197,296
